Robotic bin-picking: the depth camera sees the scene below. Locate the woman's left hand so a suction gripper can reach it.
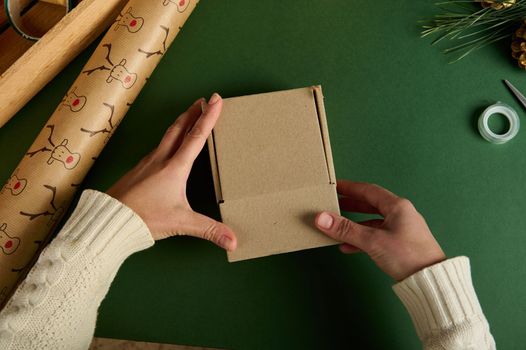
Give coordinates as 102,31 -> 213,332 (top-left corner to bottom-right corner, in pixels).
107,93 -> 237,251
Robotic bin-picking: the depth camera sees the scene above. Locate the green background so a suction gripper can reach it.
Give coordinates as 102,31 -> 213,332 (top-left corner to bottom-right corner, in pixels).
1,0 -> 523,348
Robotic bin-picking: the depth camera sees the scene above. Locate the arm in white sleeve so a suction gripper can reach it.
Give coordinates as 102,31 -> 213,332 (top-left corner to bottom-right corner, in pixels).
0,190 -> 154,350
393,257 -> 496,350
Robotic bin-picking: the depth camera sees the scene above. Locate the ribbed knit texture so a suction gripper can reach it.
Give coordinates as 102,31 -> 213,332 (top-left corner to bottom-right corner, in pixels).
0,191 -> 495,349
393,257 -> 496,350
0,190 -> 154,350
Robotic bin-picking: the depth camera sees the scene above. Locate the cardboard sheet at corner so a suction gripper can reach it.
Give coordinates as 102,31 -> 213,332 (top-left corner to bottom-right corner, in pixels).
208,86 -> 340,262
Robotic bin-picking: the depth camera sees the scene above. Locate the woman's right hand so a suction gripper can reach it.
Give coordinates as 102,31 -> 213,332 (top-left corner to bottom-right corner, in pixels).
314,180 -> 446,281
106,94 -> 237,250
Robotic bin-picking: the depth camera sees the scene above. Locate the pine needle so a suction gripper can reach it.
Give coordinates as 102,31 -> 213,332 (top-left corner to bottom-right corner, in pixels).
422,0 -> 526,61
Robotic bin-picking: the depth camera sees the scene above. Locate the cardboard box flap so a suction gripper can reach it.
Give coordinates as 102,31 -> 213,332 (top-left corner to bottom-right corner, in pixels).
221,183 -> 339,262
312,86 -> 337,185
211,86 -> 332,202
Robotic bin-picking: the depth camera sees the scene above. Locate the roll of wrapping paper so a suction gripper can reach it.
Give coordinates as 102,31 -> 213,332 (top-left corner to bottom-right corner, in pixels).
0,0 -> 198,308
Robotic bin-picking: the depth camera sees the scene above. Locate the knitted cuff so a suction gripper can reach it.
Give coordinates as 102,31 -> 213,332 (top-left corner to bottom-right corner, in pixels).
392,257 -> 486,341
0,190 -> 154,348
57,189 -> 154,264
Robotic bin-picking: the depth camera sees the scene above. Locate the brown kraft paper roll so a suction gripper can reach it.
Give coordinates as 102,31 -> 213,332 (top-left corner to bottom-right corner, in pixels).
0,0 -> 199,308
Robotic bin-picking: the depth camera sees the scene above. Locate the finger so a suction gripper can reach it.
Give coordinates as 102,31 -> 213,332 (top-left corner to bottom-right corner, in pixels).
155,98 -> 204,161
172,93 -> 223,167
338,197 -> 379,214
359,219 -> 384,229
314,211 -> 375,252
337,180 -> 399,216
177,211 -> 237,251
339,243 -> 361,254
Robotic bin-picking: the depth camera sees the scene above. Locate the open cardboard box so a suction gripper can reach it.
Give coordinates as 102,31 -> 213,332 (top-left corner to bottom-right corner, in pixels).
207,85 -> 340,262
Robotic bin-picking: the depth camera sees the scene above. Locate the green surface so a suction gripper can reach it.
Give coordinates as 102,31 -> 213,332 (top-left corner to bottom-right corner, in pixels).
1,0 -> 524,348
488,113 -> 511,134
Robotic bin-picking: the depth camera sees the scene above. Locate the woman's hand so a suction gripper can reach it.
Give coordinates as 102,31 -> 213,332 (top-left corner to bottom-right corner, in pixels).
315,180 -> 445,281
107,94 -> 237,251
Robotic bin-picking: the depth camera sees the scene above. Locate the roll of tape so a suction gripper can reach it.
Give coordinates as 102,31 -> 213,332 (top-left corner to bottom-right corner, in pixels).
5,0 -> 74,41
478,102 -> 520,144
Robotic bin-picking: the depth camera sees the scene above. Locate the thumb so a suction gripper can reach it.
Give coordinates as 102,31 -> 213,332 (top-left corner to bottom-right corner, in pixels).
314,212 -> 374,252
178,212 -> 237,251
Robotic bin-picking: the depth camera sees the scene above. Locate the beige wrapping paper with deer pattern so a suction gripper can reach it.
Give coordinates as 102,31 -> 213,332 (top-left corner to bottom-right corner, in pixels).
0,0 -> 199,308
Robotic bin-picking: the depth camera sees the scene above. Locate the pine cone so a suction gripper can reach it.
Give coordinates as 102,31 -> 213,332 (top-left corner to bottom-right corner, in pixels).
511,22 -> 526,69
481,0 -> 516,10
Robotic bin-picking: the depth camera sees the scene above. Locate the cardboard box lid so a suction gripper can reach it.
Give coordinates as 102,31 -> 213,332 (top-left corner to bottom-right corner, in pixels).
208,86 -> 339,262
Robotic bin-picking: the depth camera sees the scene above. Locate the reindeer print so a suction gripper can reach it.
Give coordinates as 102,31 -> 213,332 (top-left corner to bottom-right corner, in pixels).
48,140 -> 81,169
1,171 -> 27,196
19,185 -> 65,229
162,0 -> 190,12
80,103 -> 117,139
0,287 -> 8,301
114,7 -> 144,33
82,44 -> 138,89
10,237 -> 44,273
26,125 -> 81,170
139,26 -> 169,58
0,223 -> 21,255
61,87 -> 87,112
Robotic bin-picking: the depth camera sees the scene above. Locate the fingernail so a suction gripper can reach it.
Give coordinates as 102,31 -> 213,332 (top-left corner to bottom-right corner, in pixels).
317,212 -> 334,229
193,97 -> 205,105
219,235 -> 233,250
208,93 -> 221,105
201,100 -> 208,114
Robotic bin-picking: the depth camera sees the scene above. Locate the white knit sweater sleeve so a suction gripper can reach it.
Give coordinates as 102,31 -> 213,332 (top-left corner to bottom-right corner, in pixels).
0,190 -> 154,350
393,257 -> 496,350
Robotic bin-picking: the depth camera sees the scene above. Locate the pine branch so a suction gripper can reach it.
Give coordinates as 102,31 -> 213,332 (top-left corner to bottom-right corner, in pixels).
422,0 -> 526,61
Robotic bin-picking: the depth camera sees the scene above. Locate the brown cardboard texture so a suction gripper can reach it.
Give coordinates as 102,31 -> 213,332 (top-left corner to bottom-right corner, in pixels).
208,86 -> 340,262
